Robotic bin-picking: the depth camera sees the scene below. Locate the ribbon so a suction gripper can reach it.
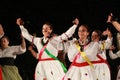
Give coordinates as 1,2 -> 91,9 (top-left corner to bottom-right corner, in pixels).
39,45 -> 47,60
44,48 -> 67,72
41,39 -> 67,73
100,42 -> 105,50
75,43 -> 94,69
0,67 -> 2,80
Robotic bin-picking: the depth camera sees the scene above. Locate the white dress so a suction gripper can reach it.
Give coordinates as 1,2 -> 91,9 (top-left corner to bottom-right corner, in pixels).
19,24 -> 77,80
63,39 -> 111,80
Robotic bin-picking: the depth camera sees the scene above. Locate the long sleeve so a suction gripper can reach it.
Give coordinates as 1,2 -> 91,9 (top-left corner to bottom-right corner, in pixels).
56,24 -> 77,42
19,25 -> 33,42
109,50 -> 120,59
105,37 -> 112,49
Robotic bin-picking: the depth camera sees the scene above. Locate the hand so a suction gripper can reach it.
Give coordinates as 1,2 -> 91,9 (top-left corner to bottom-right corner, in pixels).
16,18 -> 24,26
0,24 -> 4,35
102,28 -> 111,36
109,45 -> 116,50
107,13 -> 113,23
72,18 -> 79,25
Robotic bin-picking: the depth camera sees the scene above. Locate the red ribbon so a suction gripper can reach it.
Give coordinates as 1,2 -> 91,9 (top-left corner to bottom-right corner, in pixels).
0,67 -> 2,80
39,45 -> 47,60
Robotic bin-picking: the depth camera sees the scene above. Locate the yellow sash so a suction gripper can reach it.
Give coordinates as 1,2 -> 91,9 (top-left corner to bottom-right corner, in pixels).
101,41 -> 106,50
75,43 -> 94,69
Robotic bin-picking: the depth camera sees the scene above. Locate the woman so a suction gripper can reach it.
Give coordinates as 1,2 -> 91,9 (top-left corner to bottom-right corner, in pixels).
63,24 -> 112,80
0,35 -> 26,80
16,18 -> 79,80
109,45 -> 120,80
0,23 -> 5,80
91,29 -> 112,80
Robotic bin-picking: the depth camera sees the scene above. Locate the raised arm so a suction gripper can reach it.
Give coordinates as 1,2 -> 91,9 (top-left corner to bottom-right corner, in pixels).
107,13 -> 120,32
102,28 -> 113,49
0,24 -> 4,38
13,34 -> 26,55
20,34 -> 26,50
16,18 -> 34,42
57,18 -> 79,41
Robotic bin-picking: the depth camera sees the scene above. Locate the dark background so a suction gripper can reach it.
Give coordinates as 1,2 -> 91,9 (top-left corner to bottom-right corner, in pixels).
0,0 -> 120,80
0,0 -> 120,34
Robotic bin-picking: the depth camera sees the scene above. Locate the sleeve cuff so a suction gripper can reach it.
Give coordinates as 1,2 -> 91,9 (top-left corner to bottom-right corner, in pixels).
20,46 -> 26,53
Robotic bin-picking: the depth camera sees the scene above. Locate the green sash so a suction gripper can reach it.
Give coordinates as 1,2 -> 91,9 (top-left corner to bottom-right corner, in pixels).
41,39 -> 67,73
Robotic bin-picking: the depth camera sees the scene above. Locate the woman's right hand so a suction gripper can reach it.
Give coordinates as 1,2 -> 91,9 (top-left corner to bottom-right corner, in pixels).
16,18 -> 24,26
107,13 -> 113,23
72,18 -> 79,25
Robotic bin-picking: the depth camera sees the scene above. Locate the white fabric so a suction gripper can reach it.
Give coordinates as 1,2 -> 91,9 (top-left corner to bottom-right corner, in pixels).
0,45 -> 26,59
116,67 -> 120,80
98,39 -> 112,60
109,51 -> 119,59
63,40 -> 110,80
109,49 -> 120,80
105,37 -> 112,49
19,24 -> 77,80
35,60 -> 65,80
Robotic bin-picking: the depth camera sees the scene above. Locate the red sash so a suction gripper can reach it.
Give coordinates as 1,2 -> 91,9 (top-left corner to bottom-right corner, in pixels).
69,53 -> 108,68
38,42 -> 54,61
38,44 -> 47,61
0,67 -> 2,80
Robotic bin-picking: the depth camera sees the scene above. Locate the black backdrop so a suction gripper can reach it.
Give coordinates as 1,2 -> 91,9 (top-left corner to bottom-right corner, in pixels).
0,0 -> 120,80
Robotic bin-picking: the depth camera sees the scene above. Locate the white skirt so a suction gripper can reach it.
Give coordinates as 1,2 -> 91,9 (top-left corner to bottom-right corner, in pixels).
64,63 -> 110,80
35,60 -> 65,80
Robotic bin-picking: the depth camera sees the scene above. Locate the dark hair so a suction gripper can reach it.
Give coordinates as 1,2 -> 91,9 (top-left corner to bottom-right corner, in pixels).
43,22 -> 53,30
74,24 -> 90,40
93,30 -> 102,40
80,24 -> 90,33
0,35 -> 10,42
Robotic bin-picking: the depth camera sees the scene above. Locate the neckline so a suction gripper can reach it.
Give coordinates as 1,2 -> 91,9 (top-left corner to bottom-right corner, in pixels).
41,38 -> 49,46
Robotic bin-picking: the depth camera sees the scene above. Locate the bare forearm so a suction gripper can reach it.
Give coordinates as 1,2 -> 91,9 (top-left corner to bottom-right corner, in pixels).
112,21 -> 120,32
29,49 -> 37,58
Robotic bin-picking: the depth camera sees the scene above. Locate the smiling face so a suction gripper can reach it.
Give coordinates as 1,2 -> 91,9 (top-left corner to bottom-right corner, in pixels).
78,25 -> 89,41
42,23 -> 53,38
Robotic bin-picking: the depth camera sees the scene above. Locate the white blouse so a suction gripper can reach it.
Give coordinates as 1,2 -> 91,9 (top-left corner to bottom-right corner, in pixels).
0,45 -> 26,59
19,24 -> 77,59
63,40 -> 100,62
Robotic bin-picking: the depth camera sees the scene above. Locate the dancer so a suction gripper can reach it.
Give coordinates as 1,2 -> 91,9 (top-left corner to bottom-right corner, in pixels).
107,13 -> 120,80
0,34 -> 26,80
91,29 -> 112,80
109,45 -> 120,80
62,24 -> 112,80
16,18 -> 79,80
